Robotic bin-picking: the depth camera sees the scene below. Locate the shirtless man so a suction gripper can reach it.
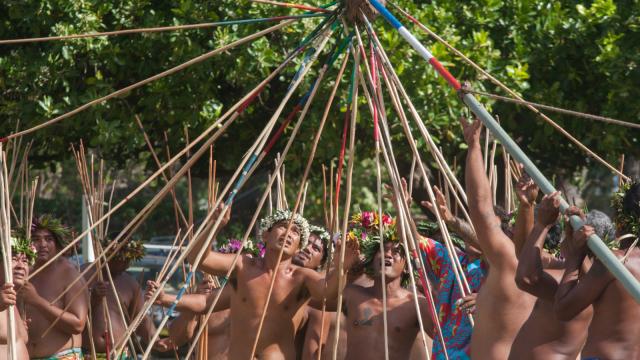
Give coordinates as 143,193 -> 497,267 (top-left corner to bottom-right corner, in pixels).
157,277 -> 232,359
332,211 -> 434,360
19,215 -> 89,359
186,207 -> 358,359
83,238 -> 161,358
461,118 -> 535,359
513,192 -> 595,359
291,225 -> 332,360
0,235 -> 35,360
554,182 -> 640,359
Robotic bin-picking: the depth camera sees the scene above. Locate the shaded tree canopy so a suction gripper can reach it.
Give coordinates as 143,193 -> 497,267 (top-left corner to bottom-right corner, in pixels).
0,0 -> 638,237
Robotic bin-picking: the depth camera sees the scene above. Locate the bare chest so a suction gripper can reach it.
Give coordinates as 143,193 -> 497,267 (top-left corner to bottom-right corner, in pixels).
233,267 -> 307,316
348,296 -> 418,335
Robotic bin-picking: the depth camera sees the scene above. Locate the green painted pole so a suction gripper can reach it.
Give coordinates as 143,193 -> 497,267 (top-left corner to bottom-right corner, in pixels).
367,0 -> 640,304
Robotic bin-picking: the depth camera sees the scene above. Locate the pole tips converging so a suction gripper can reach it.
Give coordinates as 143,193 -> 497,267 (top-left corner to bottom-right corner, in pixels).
343,0 -> 385,24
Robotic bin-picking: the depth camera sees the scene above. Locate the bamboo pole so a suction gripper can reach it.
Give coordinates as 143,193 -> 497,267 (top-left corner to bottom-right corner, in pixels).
137,27 -> 337,359
0,147 -> 17,360
369,0 -> 640,302
183,38 -> 351,360
27,28 -> 316,283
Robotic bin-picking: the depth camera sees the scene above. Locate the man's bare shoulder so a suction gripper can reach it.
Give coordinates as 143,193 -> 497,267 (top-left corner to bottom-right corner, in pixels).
56,258 -> 83,277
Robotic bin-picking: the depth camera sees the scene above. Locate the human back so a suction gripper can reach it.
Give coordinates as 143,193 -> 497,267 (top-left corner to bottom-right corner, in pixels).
581,248 -> 640,358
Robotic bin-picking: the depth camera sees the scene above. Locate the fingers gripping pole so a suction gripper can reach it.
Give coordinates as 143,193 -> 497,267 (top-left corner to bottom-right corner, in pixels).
368,0 -> 640,304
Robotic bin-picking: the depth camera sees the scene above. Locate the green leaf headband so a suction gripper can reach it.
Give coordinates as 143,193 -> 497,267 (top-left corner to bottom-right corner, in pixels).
259,210 -> 310,249
7,235 -> 37,265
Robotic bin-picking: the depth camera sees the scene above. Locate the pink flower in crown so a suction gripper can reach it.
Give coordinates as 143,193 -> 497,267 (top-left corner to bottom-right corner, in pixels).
382,214 -> 393,226
361,211 -> 375,228
361,232 -> 367,241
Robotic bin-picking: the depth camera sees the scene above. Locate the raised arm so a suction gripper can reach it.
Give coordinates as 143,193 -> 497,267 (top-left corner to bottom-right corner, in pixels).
186,204 -> 244,276
513,171 -> 539,256
515,192 -> 562,301
461,117 -> 514,267
420,185 -> 481,251
554,225 -> 614,320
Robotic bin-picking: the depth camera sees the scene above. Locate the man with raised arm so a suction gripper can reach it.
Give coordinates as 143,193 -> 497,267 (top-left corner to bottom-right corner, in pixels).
82,237 -> 163,359
19,215 -> 89,360
0,234 -> 36,360
554,182 -> 640,359
186,207 -> 358,359
512,191 -> 596,359
460,118 -> 535,359
411,181 -> 487,360
329,210 -> 434,360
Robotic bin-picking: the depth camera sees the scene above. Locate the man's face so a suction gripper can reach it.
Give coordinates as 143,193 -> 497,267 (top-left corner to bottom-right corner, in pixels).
32,229 -> 59,264
108,258 -> 130,276
263,221 -> 301,256
293,234 -> 324,269
372,241 -> 406,280
197,277 -> 215,295
10,253 -> 29,288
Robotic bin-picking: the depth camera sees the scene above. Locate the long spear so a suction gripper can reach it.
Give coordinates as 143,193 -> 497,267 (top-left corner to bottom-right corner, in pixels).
0,147 -> 17,360
368,0 -> 640,303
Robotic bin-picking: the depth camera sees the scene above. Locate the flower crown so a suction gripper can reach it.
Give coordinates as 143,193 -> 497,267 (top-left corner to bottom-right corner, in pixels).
309,225 -> 330,244
259,210 -> 310,249
612,182 -> 640,246
106,238 -> 146,263
347,211 -> 397,265
7,235 -> 37,265
217,238 -> 266,258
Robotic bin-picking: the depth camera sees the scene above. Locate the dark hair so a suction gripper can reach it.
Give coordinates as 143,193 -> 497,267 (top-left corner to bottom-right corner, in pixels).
585,210 -> 616,240
362,241 -> 409,286
623,183 -> 640,212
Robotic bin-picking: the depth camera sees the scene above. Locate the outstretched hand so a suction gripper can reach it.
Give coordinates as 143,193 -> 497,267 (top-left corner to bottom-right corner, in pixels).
145,280 -> 165,305
334,238 -> 361,270
515,167 -> 538,207
459,117 -> 482,145
420,186 -> 454,223
210,203 -> 232,228
536,191 -> 561,227
384,178 -> 412,211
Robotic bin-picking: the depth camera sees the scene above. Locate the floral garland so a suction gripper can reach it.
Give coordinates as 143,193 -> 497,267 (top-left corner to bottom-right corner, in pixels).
217,238 -> 266,258
309,225 -> 330,244
7,235 -> 37,265
347,210 -> 397,267
106,238 -> 146,263
258,209 -> 310,249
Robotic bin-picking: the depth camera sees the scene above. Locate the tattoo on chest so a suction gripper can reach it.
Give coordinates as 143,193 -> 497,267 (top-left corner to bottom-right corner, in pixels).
354,307 -> 373,326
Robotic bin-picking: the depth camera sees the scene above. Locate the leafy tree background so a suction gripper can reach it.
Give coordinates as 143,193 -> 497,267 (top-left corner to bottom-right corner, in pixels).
0,0 -> 638,241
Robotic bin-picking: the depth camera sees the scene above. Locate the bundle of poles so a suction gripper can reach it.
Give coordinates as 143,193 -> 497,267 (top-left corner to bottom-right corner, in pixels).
1,0 -> 639,359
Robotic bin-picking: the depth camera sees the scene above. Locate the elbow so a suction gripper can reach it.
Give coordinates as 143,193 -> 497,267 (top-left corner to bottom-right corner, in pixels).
515,268 -> 539,291
68,318 -> 87,335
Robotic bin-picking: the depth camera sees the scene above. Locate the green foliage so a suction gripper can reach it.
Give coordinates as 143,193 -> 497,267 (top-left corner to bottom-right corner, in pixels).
0,0 -> 638,238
